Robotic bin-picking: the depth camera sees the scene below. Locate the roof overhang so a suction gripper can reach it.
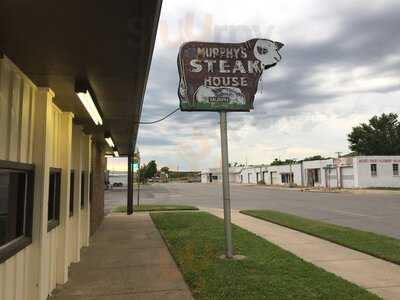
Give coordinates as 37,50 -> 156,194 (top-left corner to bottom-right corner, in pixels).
0,0 -> 162,155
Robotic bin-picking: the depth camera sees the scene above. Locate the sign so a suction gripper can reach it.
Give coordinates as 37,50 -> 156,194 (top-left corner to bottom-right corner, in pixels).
131,163 -> 139,172
177,39 -> 284,111
334,157 -> 354,167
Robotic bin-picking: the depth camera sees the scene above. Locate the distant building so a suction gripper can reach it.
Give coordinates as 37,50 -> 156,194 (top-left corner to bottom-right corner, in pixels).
202,155 -> 400,188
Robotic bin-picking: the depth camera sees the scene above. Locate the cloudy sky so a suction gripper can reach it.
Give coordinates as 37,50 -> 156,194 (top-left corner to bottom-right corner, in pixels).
108,0 -> 400,172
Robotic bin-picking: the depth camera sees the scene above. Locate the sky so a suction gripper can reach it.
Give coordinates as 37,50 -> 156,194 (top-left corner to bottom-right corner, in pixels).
108,0 -> 400,172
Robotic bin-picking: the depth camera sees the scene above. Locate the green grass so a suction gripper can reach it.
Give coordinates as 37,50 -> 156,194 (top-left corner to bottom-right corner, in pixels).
151,212 -> 380,300
112,204 -> 198,213
241,209 -> 400,265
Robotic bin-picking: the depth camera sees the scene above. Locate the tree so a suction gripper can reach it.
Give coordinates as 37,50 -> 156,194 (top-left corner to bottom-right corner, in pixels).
270,158 -> 297,166
144,160 -> 157,179
302,155 -> 326,161
160,166 -> 169,174
348,113 -> 400,155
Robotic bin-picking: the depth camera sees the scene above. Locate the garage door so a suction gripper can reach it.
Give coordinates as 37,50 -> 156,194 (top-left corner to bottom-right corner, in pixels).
340,167 -> 354,188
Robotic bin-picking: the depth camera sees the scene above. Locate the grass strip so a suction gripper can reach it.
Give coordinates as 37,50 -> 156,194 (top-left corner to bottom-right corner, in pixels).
151,212 -> 379,300
112,204 -> 198,213
241,209 -> 400,265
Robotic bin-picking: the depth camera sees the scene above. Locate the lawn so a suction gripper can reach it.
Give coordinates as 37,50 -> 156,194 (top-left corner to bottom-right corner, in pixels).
151,212 -> 379,300
241,209 -> 400,265
112,204 -> 198,213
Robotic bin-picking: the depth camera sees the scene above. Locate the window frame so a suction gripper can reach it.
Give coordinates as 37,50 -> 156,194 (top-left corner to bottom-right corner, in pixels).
393,164 -> 399,176
69,170 -> 75,217
370,164 -> 377,177
47,167 -> 61,232
0,160 -> 34,264
81,171 -> 85,209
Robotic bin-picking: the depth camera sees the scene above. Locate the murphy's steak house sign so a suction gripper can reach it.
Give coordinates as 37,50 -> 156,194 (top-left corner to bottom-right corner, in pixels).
178,39 -> 284,111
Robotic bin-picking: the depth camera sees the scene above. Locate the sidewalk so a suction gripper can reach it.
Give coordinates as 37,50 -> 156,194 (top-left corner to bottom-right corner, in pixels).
50,213 -> 192,300
204,208 -> 400,300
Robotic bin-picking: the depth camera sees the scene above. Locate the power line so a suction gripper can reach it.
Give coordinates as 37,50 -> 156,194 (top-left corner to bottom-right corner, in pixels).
137,107 -> 180,124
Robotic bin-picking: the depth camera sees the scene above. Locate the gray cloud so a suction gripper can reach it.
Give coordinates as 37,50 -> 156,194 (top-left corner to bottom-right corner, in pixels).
136,1 -> 400,169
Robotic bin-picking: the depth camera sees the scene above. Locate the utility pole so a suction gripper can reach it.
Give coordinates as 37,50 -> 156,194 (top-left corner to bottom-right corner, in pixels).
335,151 -> 342,158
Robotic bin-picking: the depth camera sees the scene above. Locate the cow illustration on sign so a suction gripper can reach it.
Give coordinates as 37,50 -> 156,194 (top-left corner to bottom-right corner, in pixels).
177,38 -> 284,111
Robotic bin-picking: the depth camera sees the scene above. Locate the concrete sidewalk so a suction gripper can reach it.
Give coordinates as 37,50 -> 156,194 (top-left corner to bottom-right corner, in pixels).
50,213 -> 192,300
204,208 -> 400,300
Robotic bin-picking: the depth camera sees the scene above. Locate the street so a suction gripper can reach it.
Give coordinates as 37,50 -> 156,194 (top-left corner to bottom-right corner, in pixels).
105,182 -> 400,239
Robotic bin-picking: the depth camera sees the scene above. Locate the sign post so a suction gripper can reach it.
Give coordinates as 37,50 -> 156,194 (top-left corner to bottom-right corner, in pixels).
220,111 -> 233,258
177,38 -> 284,259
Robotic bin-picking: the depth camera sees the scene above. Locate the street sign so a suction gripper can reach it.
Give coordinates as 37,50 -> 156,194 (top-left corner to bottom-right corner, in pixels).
177,38 -> 284,259
131,163 -> 139,172
178,39 -> 284,111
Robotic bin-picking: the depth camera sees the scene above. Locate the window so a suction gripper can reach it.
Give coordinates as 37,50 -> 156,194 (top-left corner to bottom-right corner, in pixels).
81,171 -> 85,208
0,160 -> 34,263
370,164 -> 377,177
393,164 -> 399,176
281,173 -> 294,184
69,170 -> 75,217
48,168 -> 61,232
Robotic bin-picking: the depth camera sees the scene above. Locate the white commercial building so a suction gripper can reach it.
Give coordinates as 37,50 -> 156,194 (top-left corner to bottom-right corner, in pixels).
202,156 -> 400,189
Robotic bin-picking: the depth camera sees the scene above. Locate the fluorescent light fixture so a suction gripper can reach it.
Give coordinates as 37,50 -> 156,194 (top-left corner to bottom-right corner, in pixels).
104,132 -> 115,148
105,137 -> 114,148
76,89 -> 103,126
113,147 -> 119,157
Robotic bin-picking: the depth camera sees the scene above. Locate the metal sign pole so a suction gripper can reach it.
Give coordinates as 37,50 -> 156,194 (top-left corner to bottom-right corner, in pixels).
127,154 -> 133,215
219,111 -> 233,258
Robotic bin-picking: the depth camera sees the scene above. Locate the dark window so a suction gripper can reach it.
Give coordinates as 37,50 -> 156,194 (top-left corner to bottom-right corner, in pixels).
0,160 -> 34,263
81,171 -> 85,208
69,170 -> 75,217
393,164 -> 399,176
281,173 -> 294,184
48,168 -> 61,232
371,164 -> 377,176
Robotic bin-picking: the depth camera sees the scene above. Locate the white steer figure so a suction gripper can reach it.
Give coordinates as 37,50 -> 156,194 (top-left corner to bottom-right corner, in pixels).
253,39 -> 284,69
195,86 -> 245,105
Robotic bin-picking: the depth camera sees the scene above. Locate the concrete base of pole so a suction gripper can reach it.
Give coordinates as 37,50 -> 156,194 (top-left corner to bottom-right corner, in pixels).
219,254 -> 247,260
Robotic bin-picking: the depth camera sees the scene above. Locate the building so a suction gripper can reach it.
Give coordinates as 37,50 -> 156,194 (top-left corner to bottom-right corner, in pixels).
0,2 -> 162,300
201,167 -> 244,183
201,156 -> 400,189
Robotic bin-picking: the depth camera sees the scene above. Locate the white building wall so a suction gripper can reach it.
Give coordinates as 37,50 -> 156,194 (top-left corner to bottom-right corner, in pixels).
0,56 -> 92,300
354,156 -> 400,188
266,164 -> 303,186
303,159 -> 335,188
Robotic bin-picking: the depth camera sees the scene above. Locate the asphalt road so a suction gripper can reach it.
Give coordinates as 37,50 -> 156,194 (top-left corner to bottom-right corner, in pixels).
105,182 -> 400,239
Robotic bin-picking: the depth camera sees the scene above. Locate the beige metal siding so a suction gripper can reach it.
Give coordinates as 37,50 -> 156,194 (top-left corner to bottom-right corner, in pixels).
0,56 -> 92,300
0,56 -> 36,163
0,56 -> 37,300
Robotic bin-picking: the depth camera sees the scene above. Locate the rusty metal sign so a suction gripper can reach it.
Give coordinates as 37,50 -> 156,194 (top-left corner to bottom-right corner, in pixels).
177,39 -> 284,111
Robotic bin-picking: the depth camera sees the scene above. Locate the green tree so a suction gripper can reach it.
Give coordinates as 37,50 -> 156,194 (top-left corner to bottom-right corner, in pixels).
270,158 -> 297,166
348,113 -> 400,155
302,155 -> 326,161
144,160 -> 157,179
160,166 -> 169,174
